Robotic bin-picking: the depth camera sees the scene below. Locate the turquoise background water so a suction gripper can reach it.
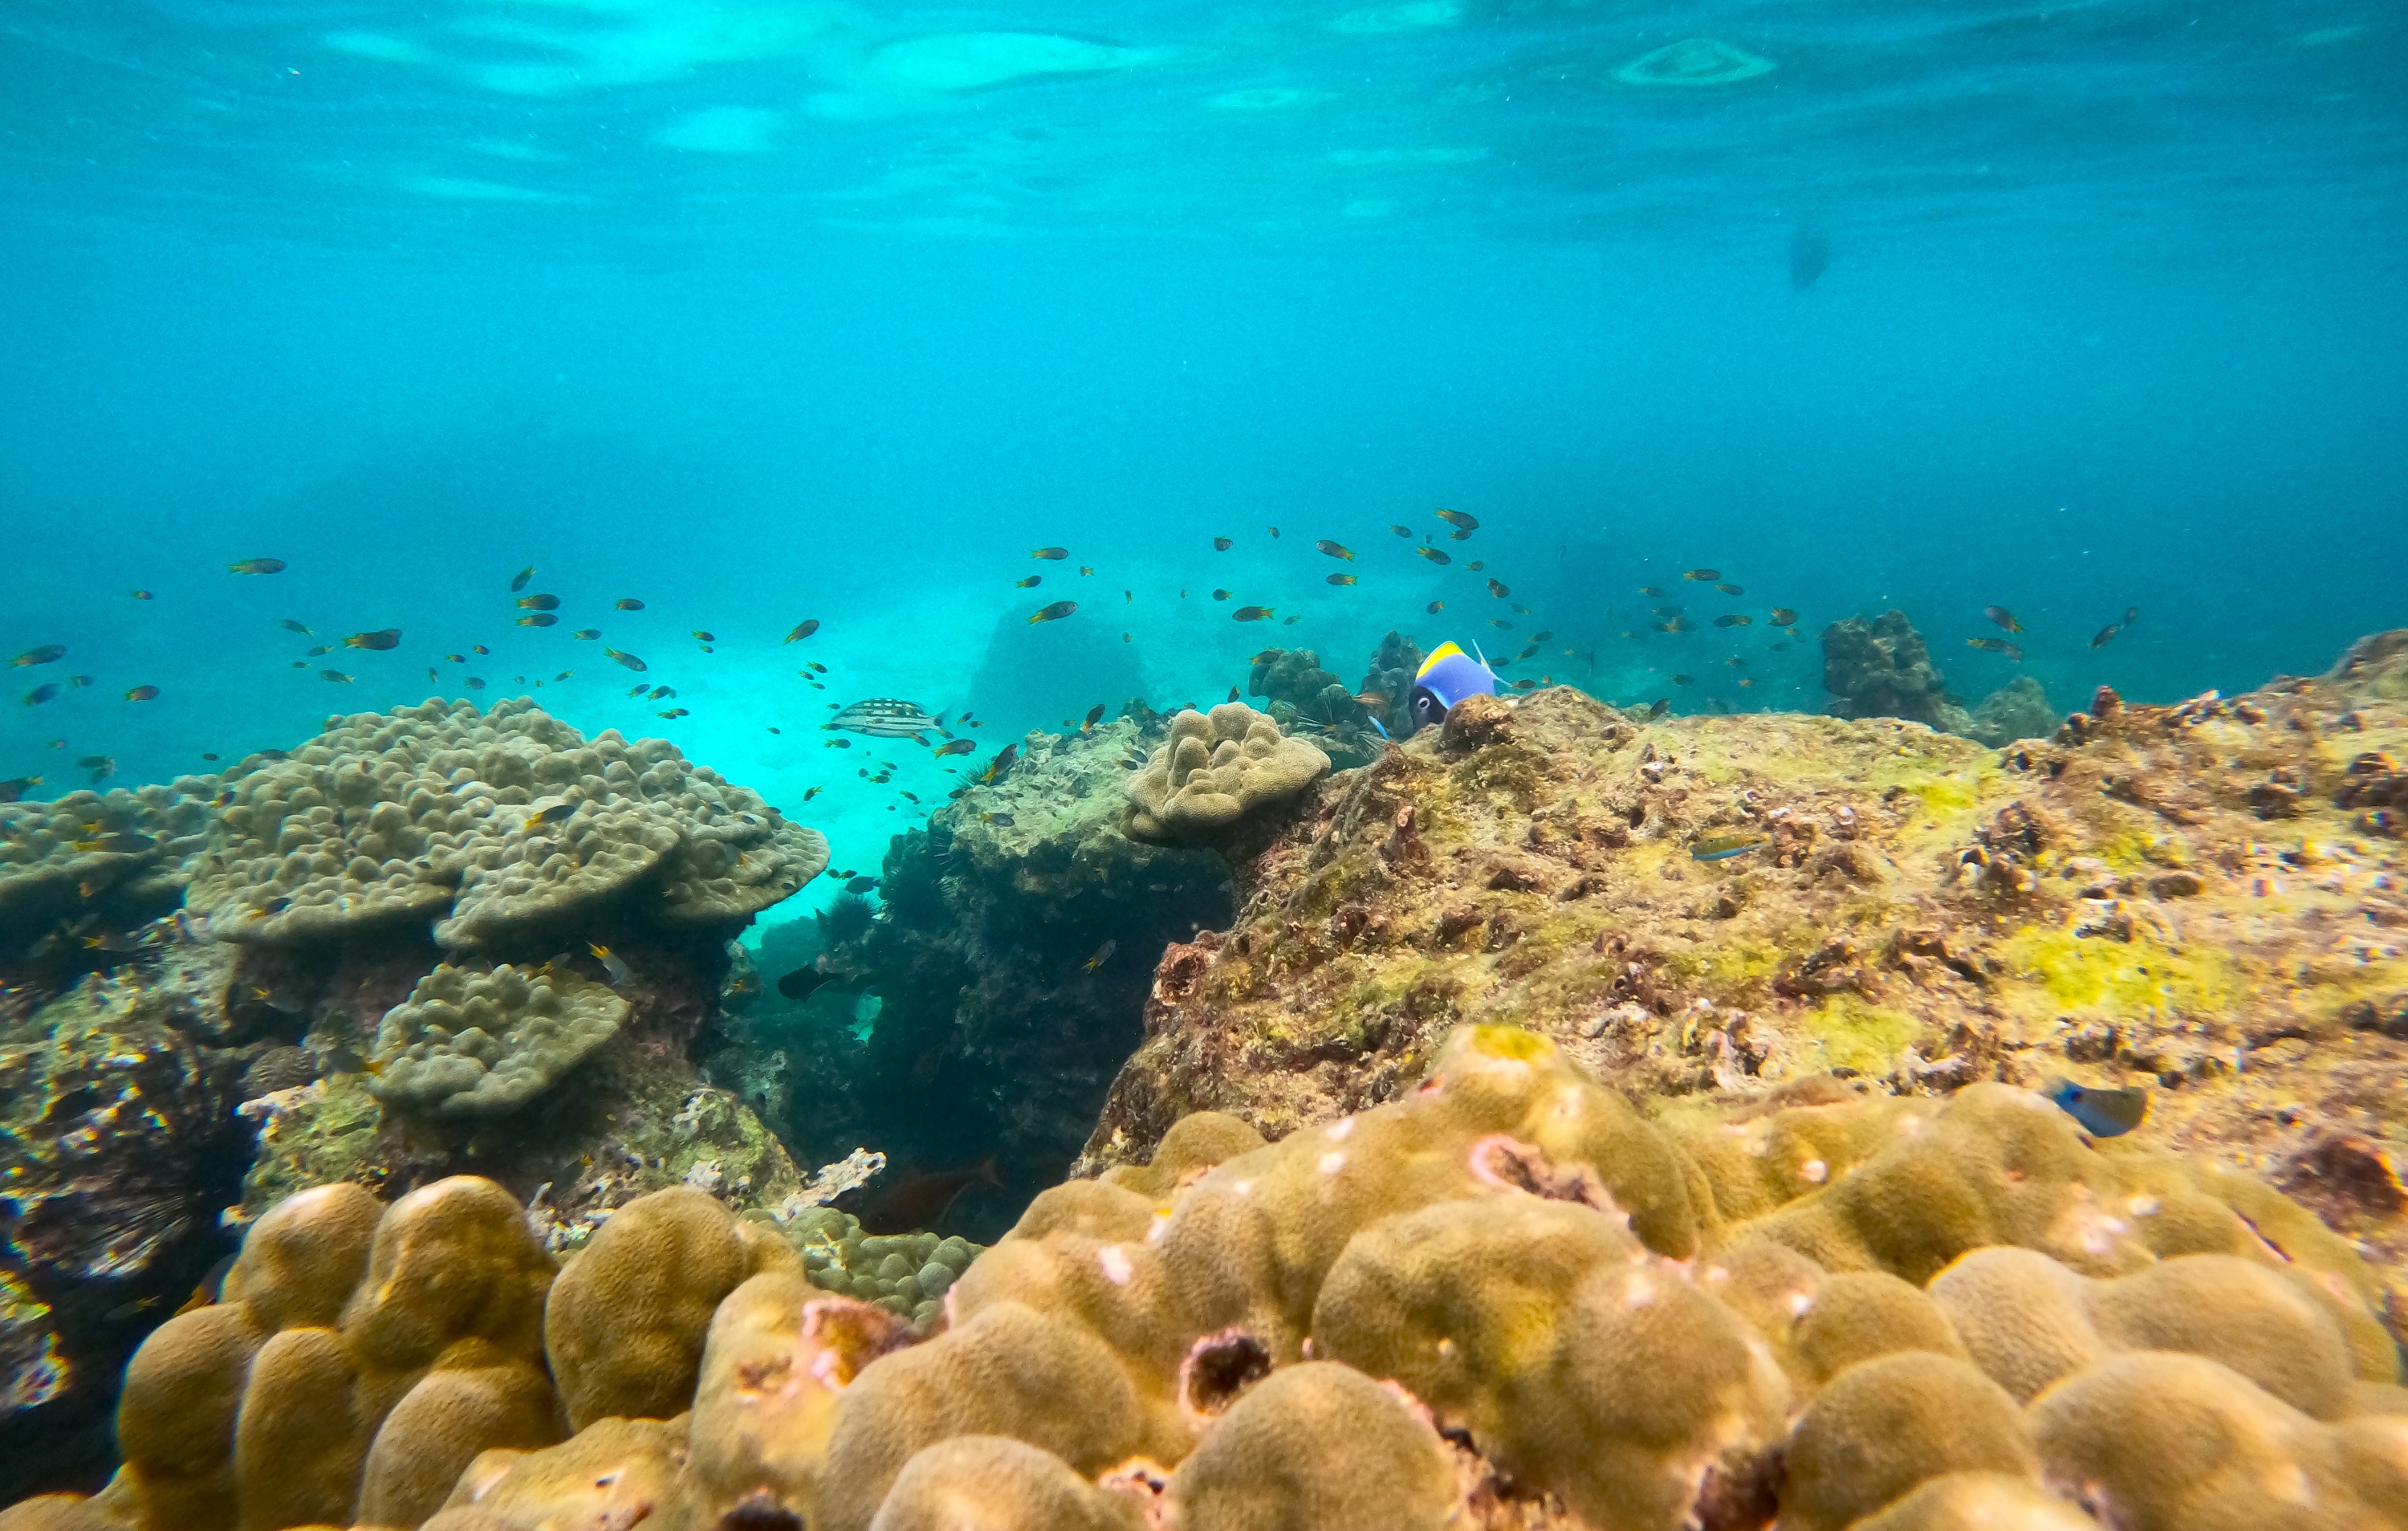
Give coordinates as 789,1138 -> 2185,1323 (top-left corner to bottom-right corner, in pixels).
3,0 -> 2404,918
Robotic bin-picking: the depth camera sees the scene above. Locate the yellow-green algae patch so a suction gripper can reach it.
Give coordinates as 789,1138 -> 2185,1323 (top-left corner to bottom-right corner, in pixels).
1801,993 -> 1922,1074
1995,922 -> 2245,1024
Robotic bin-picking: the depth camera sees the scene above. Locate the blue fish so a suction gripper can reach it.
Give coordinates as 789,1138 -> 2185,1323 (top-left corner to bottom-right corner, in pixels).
2044,1078 -> 2148,1138
1409,641 -> 1499,732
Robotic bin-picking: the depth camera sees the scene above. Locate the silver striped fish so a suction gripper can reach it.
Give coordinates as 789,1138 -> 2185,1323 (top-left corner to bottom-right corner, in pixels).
826,698 -> 946,739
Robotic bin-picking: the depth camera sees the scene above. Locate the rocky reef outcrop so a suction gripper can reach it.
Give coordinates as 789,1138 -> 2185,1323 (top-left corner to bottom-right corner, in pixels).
12,1022 -> 2407,1531
1822,609 -> 2058,747
718,715 -> 1238,1238
1084,631 -> 2408,1299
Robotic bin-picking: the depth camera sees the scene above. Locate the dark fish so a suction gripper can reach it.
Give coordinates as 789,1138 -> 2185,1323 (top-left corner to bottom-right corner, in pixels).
1653,619 -> 1693,633
1690,832 -> 1769,861
981,811 -> 1015,826
979,744 -> 1019,784
2044,1078 -> 2147,1138
2123,605 -> 2138,625
199,753 -> 219,762
1486,579 -> 1510,598
1518,644 -> 1540,659
1389,524 -> 1411,537
1032,547 -> 1070,560
517,593 -> 561,611
1645,698 -> 1670,719
616,598 -> 645,610
1029,601 -> 1078,624
1714,583 -> 1743,597
649,686 -> 676,699
306,645 -> 333,656
23,684 -> 59,706
1769,608 -> 1799,627
279,619 -> 312,635
344,629 -> 402,650
777,963 -> 833,1002
0,776 -> 42,802
1714,615 -> 1752,629
517,613 -> 559,628
846,876 -> 878,893
691,630 -> 715,642
1788,227 -> 1829,289
1233,605 -> 1275,622
466,677 -> 486,689
1426,601 -> 1445,614
572,629 -> 600,640
1434,508 -> 1479,531
1683,568 -> 1719,582
604,648 -> 648,671
934,738 -> 976,755
1084,939 -> 1117,971
1450,528 -> 1473,541
786,620 -> 820,642
228,558 -> 286,575
1267,526 -> 1280,538
474,645 -> 490,654
1316,540 -> 1355,561
556,670 -> 573,680
1966,637 -> 2024,662
1212,589 -> 1233,601
321,670 -> 354,683
1467,561 -> 1486,572
124,685 -> 161,701
1226,686 -> 1240,702
75,755 -> 110,768
11,645 -> 64,667
1491,620 -> 1513,630
1016,576 -> 1043,588
1327,573 -> 1357,586
1637,586 -> 1665,597
1213,536 -> 1233,551
856,1157 -> 1003,1235
1983,605 -> 2024,633
2089,624 -> 2121,649
511,565 -> 535,592
1532,631 -> 1554,642
803,787 -> 822,800
1671,674 -> 1694,685
657,707 -> 689,719
1414,547 -> 1451,565
1082,704 -> 1106,732
130,588 -> 153,600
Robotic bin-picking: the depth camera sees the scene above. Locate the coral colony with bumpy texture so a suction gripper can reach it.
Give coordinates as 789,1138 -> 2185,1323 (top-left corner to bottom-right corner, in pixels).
0,625 -> 2404,1529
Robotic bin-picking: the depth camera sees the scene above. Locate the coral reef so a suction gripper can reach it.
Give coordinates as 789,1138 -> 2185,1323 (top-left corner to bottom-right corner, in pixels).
1124,702 -> 1330,844
1080,633 -> 2408,1293
185,699 -> 826,951
1822,610 -> 1971,733
1357,629 -> 1424,739
370,963 -> 626,1119
722,718 -> 1233,1236
18,1022 -> 2400,1531
1965,673 -> 2057,747
0,781 -> 218,969
1247,648 -> 1379,766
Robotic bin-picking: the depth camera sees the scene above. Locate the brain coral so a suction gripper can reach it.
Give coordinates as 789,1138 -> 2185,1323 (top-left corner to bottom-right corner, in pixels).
1124,702 -> 1328,842
185,698 -> 826,948
369,962 -> 628,1119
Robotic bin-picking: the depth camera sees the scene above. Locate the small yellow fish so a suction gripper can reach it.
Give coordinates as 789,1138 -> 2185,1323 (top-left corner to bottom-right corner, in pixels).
1389,524 -> 1412,537
1315,540 -> 1354,561
1016,576 -> 1043,588
1414,546 -> 1451,565
227,557 -> 286,575
1434,508 -> 1479,531
124,685 -> 160,701
1714,583 -> 1743,597
1426,601 -> 1445,613
1486,579 -> 1509,598
1032,546 -> 1070,560
1029,601 -> 1078,624
1233,605 -> 1275,622
1212,588 -> 1233,601
1683,568 -> 1720,582
1327,573 -> 1357,586
1084,939 -> 1117,972
1769,607 -> 1799,626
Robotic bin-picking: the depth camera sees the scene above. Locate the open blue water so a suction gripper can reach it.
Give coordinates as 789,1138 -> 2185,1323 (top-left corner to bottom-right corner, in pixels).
4,0 -> 2405,919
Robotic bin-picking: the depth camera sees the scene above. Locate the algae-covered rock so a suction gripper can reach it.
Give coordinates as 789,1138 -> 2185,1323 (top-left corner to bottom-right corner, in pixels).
1358,629 -> 1424,739
370,962 -> 626,1119
1125,702 -> 1329,843
185,698 -> 826,949
1966,673 -> 2057,747
1080,636 -> 2408,1301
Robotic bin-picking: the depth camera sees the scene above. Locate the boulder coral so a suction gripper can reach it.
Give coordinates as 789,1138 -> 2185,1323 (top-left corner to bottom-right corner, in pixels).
0,780 -> 218,963
1124,702 -> 1329,843
185,699 -> 827,950
369,963 -> 628,1119
6,1023 -> 2408,1531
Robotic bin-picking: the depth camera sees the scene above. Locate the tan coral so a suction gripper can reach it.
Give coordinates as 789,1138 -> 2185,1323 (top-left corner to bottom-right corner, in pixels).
368,963 -> 627,1119
1162,1362 -> 1456,1531
184,698 -> 826,949
1124,702 -> 1328,843
864,1435 -> 1143,1531
0,780 -> 218,950
543,1185 -> 799,1430
425,1416 -> 689,1531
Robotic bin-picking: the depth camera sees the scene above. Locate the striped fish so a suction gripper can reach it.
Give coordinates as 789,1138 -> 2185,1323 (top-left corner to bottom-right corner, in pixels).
826,698 -> 945,740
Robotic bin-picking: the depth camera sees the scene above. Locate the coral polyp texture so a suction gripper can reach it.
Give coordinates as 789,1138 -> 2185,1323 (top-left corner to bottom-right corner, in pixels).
0,781 -> 218,958
184,698 -> 828,949
368,962 -> 628,1118
1124,702 -> 1329,843
14,1021 -> 2408,1531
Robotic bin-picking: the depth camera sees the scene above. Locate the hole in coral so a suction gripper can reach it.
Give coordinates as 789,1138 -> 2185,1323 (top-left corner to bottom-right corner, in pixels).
1181,1328 -> 1273,1418
716,1490 -> 804,1530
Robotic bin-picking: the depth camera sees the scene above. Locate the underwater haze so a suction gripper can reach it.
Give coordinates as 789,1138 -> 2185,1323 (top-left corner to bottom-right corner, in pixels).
3,0 -> 2406,917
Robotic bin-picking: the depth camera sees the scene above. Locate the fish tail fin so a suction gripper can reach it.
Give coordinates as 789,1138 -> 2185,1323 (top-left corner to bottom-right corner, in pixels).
1369,715 -> 1390,741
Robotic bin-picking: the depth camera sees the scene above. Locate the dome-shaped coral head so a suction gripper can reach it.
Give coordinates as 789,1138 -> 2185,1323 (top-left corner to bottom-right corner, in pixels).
1409,641 -> 1499,732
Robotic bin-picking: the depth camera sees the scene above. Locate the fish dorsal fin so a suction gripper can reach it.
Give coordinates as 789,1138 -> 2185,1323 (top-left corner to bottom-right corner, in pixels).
1417,641 -> 1466,681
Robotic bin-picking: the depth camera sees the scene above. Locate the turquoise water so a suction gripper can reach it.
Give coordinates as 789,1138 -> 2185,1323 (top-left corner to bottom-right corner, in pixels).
3,0 -> 2405,920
